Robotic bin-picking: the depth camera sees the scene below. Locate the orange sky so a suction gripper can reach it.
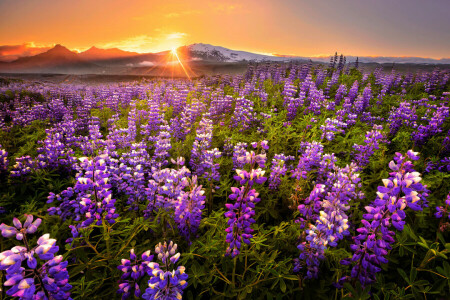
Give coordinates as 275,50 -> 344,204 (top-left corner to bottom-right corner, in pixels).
0,0 -> 449,58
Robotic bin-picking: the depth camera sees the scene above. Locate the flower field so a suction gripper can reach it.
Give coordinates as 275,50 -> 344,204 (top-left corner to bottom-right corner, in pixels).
0,63 -> 449,299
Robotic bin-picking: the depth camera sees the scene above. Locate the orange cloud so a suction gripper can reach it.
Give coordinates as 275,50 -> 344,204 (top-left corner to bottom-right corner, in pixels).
0,42 -> 52,62
164,10 -> 202,18
98,32 -> 188,53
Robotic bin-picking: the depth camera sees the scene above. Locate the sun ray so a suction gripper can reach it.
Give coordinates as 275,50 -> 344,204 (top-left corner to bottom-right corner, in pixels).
171,48 -> 191,80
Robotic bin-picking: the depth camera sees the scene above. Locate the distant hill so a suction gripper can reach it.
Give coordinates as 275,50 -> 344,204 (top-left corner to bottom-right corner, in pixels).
0,44 -> 100,74
78,46 -> 138,60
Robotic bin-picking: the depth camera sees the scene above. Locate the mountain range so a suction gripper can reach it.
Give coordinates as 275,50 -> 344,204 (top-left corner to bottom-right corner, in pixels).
0,43 -> 448,76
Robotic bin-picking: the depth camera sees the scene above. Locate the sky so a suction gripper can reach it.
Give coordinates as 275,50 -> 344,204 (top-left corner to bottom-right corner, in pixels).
0,0 -> 449,58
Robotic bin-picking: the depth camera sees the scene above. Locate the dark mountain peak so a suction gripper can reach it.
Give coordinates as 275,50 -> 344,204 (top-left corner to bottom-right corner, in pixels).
46,44 -> 75,56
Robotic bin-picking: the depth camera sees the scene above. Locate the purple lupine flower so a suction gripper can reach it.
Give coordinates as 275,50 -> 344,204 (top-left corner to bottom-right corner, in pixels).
190,117 -> 220,179
352,125 -> 387,167
225,187 -> 262,258
387,101 -> 417,136
0,216 -> 72,299
295,164 -> 363,279
144,162 -> 191,218
268,154 -> 295,190
117,249 -> 154,299
174,176 -> 206,244
0,214 -> 42,240
320,118 -> 347,141
0,144 -> 9,174
411,105 -> 449,147
151,125 -> 172,171
292,141 -> 323,180
343,151 -> 428,287
435,193 -> 450,232
142,241 -> 188,300
225,142 -> 268,257
47,156 -> 119,243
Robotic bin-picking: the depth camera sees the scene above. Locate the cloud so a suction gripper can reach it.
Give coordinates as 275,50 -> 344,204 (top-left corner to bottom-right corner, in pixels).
99,35 -> 155,53
166,32 -> 187,40
165,12 -> 180,18
0,42 -> 51,62
209,2 -> 243,13
138,61 -> 155,67
98,32 -> 188,53
164,10 -> 201,18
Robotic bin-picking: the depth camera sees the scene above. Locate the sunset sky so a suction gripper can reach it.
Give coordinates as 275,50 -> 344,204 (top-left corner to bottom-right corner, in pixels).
0,0 -> 449,58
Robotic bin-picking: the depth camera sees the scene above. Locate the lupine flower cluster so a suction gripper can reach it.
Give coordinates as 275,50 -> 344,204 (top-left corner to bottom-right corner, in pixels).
0,144 -> 8,174
224,141 -> 268,257
320,118 -> 347,141
174,176 -> 206,243
231,142 -> 248,170
268,153 -> 294,190
295,164 -> 363,279
117,249 -> 154,299
150,125 -> 172,171
435,193 -> 450,232
142,241 -> 188,300
387,101 -> 418,136
411,105 -> 449,147
292,141 -> 324,180
144,160 -> 191,217
190,117 -> 215,176
352,125 -> 386,167
342,150 -> 428,286
0,215 -> 72,299
47,155 -> 119,243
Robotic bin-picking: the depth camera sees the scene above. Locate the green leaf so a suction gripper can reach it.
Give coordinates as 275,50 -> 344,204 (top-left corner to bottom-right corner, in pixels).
280,279 -> 286,293
410,267 -> 417,282
397,268 -> 410,284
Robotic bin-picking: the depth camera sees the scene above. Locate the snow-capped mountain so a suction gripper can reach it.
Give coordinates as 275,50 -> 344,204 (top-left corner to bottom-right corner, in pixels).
183,43 -> 307,62
182,44 -> 450,65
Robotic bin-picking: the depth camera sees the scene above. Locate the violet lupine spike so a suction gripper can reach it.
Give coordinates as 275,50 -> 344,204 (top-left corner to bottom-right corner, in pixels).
230,97 -> 258,132
334,84 -> 347,106
435,193 -> 450,232
295,164 -> 363,279
387,101 -> 418,136
150,125 -> 172,171
320,118 -> 347,141
225,141 -> 268,257
190,117 -> 214,176
142,241 -> 188,300
411,105 -> 449,147
268,153 -> 295,190
341,150 -> 428,287
224,186 -> 262,258
231,142 -> 248,170
292,141 -> 324,181
0,144 -> 9,174
47,156 -> 119,244
174,176 -> 206,244
144,162 -> 191,218
117,249 -> 154,299
352,125 -> 387,168
0,216 -> 72,299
